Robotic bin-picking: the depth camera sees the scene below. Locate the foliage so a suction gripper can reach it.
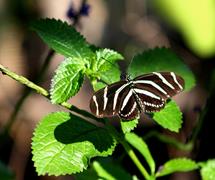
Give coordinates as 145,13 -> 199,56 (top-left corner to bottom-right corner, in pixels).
128,48 -> 195,91
200,159 -> 215,180
120,118 -> 138,134
156,158 -> 198,177
125,133 -> 155,174
32,112 -> 116,175
50,57 -> 86,103
30,18 -> 94,60
23,18 -> 205,179
153,100 -> 182,132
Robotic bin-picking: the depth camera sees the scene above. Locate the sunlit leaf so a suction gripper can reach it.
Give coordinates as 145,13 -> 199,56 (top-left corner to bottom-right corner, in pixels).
128,48 -> 195,91
153,100 -> 182,132
50,58 -> 85,103
120,119 -> 139,134
31,18 -> 94,61
125,133 -> 155,174
200,159 -> 215,180
156,158 -> 198,177
32,112 -> 116,175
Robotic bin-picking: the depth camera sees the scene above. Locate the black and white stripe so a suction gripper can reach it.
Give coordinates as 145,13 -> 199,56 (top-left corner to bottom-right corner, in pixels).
90,72 -> 184,120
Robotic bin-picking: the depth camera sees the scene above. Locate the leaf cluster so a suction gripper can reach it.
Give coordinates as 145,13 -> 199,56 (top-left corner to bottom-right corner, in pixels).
30,18 -> 211,179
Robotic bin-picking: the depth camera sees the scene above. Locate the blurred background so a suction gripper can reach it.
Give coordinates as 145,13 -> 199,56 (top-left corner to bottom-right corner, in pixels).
0,0 -> 215,179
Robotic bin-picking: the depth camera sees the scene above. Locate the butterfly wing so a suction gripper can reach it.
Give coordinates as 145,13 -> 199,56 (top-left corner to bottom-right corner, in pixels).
90,72 -> 185,118
118,89 -> 140,120
133,72 -> 184,112
90,80 -> 129,118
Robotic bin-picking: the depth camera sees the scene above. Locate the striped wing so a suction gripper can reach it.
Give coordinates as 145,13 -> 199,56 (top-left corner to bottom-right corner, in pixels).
133,72 -> 185,112
90,81 -> 139,119
90,72 -> 185,120
118,89 -> 141,119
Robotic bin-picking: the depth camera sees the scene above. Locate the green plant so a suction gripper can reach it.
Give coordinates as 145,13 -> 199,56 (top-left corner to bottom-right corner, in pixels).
0,18 -> 215,180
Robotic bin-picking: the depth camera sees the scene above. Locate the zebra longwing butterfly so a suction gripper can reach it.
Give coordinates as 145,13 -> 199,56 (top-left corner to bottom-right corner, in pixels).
90,72 -> 184,120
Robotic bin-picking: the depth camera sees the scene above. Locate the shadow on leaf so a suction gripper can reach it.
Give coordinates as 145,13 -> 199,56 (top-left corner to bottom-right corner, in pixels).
54,114 -> 115,153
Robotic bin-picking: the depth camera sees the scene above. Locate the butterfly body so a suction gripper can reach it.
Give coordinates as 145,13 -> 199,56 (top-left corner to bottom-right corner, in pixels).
90,72 -> 184,120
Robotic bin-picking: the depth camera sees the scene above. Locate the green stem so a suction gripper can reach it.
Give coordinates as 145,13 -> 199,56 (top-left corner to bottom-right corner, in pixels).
105,121 -> 151,180
0,64 -> 49,96
144,131 -> 193,151
70,105 -> 104,123
0,50 -> 54,134
0,64 -> 101,124
1,0 -> 87,135
122,141 -> 151,180
1,64 -> 150,179
61,101 -> 104,123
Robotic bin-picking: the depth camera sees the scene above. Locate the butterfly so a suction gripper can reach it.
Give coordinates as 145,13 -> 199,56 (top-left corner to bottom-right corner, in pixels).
90,72 -> 184,120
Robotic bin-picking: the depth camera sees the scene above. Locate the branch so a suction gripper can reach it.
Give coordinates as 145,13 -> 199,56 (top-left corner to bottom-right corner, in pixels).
1,0 -> 89,135
0,64 -> 100,124
0,64 -> 48,96
143,131 -> 193,151
105,120 -> 151,180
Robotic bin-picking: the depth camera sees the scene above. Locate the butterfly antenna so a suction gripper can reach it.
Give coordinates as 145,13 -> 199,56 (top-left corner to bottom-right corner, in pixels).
100,57 -> 120,71
93,57 -> 121,85
97,79 -> 109,85
121,53 -> 136,80
100,57 -> 131,81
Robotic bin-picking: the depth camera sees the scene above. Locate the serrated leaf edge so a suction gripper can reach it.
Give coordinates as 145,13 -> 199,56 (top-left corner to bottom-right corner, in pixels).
120,119 -> 138,134
153,100 -> 183,133
129,47 -> 196,91
31,111 -> 117,176
31,18 -> 91,50
95,48 -> 124,70
50,58 -> 86,104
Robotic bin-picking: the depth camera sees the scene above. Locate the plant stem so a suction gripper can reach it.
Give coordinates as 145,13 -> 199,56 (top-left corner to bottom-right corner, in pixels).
0,64 -> 49,96
105,121 -> 151,180
1,64 -> 151,179
1,0 -> 86,135
0,64 -> 101,124
122,141 -> 151,179
143,131 -> 193,151
70,105 -> 104,123
0,49 -> 54,134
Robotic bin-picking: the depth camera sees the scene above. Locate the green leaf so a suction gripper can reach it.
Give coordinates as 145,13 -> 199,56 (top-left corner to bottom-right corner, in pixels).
156,158 -> 198,177
31,18 -> 94,61
125,133 -> 155,175
91,49 -> 123,91
0,161 -> 14,180
92,63 -> 121,91
200,159 -> 215,180
50,58 -> 85,103
120,119 -> 139,134
128,48 -> 195,91
92,159 -> 133,180
32,112 -> 116,175
95,48 -> 124,72
153,100 -> 182,132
